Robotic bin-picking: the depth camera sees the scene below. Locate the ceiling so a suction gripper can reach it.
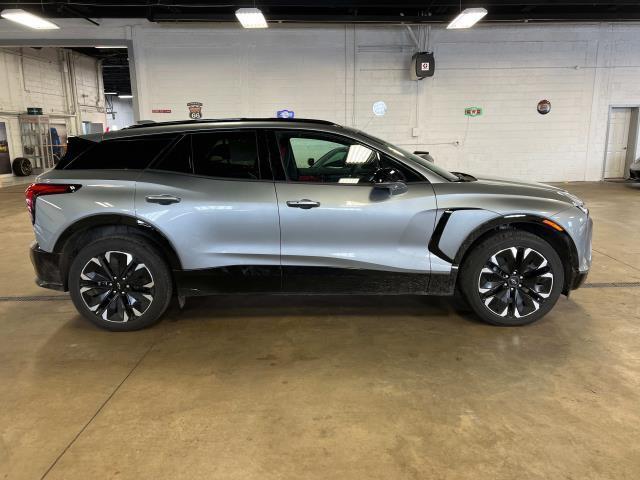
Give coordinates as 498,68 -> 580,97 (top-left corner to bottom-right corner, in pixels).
71,47 -> 131,95
10,1 -> 640,95
2,1 -> 640,24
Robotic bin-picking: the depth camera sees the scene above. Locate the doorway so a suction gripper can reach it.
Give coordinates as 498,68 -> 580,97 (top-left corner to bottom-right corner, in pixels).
604,107 -> 639,179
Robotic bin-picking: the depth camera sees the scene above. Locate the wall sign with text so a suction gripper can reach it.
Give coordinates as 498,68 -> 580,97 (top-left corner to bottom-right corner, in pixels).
465,107 -> 483,117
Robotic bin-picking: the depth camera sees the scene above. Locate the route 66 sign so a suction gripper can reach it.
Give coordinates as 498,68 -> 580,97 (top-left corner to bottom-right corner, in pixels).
187,102 -> 203,119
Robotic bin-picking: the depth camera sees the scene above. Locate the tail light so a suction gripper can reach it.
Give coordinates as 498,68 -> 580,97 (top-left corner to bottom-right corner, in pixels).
25,183 -> 81,224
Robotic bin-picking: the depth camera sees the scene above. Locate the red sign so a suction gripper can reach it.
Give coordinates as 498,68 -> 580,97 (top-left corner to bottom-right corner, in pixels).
152,109 -> 172,113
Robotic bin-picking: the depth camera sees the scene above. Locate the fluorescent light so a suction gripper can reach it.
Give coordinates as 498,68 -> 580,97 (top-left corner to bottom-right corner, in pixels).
235,8 -> 268,29
118,94 -> 133,99
104,92 -> 118,95
447,8 -> 487,29
1,9 -> 59,29
95,46 -> 127,49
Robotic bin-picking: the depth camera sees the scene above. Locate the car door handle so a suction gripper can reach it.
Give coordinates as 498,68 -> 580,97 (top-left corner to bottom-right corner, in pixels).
286,199 -> 320,209
145,194 -> 181,205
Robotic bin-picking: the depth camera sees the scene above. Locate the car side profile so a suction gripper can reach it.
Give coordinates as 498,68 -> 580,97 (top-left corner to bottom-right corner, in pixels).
27,118 -> 592,331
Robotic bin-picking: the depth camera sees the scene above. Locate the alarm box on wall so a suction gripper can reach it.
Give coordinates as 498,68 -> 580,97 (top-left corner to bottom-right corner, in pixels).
411,52 -> 435,80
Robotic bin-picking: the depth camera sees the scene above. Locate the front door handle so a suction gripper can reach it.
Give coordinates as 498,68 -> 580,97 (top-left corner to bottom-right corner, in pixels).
145,194 -> 181,205
286,199 -> 320,209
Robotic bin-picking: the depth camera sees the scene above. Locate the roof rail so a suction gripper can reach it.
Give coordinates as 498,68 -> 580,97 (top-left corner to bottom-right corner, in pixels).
123,117 -> 339,130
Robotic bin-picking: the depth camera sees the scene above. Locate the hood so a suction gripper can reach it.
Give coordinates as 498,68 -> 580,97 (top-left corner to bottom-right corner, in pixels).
472,175 -> 585,207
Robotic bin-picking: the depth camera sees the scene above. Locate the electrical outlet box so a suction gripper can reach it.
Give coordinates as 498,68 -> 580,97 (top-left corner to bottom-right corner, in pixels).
412,127 -> 420,137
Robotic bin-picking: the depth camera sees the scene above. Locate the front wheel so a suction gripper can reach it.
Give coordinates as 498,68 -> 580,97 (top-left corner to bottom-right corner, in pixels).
459,230 -> 564,326
68,236 -> 172,331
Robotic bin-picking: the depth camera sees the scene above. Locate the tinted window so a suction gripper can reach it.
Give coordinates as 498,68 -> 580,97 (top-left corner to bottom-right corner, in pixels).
56,137 -> 96,169
275,131 -> 422,184
66,135 -> 174,170
191,131 -> 260,180
152,135 -> 192,174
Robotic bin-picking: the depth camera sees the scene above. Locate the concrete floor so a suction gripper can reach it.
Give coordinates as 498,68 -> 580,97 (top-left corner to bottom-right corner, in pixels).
1,181 -> 639,479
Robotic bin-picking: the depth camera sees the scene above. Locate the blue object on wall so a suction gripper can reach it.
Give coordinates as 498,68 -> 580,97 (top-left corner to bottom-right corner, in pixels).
277,109 -> 295,119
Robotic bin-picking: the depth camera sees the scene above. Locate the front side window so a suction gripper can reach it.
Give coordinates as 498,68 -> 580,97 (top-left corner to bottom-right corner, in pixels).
275,131 -> 423,184
65,135 -> 174,170
191,131 -> 260,180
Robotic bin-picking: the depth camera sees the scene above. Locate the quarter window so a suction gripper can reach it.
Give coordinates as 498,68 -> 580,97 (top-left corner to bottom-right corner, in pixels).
191,131 -> 260,180
65,135 -> 174,170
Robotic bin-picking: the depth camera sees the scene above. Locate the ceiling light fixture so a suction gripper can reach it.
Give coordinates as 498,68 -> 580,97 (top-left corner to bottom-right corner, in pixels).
235,8 -> 268,29
104,92 -> 118,95
0,9 -> 59,29
118,94 -> 133,99
447,7 -> 487,29
95,45 -> 127,49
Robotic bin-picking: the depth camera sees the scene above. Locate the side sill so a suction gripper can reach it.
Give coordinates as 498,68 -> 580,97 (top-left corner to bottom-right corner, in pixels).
427,268 -> 458,296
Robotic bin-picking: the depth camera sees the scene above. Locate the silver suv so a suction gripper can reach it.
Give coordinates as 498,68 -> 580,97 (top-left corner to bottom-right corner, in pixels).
27,118 -> 592,331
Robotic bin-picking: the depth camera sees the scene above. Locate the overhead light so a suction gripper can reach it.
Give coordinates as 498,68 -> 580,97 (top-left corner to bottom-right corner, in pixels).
118,94 -> 133,99
95,46 -> 127,49
235,8 -> 268,29
0,9 -> 59,29
447,8 -> 487,29
104,92 -> 118,95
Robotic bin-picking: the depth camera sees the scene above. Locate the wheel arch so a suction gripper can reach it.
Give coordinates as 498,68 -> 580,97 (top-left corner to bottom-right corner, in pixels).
452,214 -> 579,295
53,214 -> 182,289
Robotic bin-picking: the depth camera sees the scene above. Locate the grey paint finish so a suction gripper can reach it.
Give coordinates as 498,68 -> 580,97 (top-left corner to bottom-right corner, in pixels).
31,119 -> 592,297
275,182 -> 437,273
135,171 -> 280,270
33,169 -> 139,252
437,209 -> 499,261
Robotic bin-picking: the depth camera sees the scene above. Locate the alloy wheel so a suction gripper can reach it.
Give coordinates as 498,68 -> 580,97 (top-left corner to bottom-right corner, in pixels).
478,246 -> 554,318
79,250 -> 155,323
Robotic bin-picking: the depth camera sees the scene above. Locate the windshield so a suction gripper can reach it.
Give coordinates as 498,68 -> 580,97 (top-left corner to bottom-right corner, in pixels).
348,128 -> 459,182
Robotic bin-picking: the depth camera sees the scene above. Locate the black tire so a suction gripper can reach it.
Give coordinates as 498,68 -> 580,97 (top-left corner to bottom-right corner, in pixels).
68,236 -> 172,331
12,157 -> 32,176
459,230 -> 564,326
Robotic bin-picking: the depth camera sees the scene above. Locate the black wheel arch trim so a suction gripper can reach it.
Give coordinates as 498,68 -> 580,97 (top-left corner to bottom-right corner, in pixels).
53,214 -> 183,286
429,209 -> 581,294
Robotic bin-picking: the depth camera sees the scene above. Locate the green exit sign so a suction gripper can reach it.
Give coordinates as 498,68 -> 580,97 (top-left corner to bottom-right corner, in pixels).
465,107 -> 483,117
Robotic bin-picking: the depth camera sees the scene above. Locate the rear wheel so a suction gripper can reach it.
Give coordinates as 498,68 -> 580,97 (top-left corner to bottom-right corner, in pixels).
68,236 -> 172,331
460,230 -> 564,326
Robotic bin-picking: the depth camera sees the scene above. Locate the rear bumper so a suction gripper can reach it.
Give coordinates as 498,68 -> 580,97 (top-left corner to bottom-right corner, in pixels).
30,242 -> 66,291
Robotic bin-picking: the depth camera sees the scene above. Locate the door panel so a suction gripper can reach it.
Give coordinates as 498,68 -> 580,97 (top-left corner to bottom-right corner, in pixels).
136,171 -> 280,273
275,182 -> 437,293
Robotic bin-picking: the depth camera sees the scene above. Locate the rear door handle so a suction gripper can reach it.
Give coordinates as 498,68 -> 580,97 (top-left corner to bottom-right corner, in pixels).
145,194 -> 181,205
286,199 -> 320,209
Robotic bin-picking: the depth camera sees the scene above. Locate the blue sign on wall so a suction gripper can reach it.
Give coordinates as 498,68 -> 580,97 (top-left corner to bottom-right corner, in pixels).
277,109 -> 295,119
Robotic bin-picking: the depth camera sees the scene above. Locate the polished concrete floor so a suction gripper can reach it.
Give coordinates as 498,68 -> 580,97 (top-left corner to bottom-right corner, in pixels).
1,181 -> 639,479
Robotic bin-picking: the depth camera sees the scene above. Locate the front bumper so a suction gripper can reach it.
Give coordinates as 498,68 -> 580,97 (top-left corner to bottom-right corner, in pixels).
30,242 -> 66,291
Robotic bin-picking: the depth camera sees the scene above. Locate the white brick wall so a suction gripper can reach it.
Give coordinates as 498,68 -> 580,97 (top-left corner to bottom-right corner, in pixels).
2,20 -> 639,181
130,23 -> 640,182
0,47 -> 105,175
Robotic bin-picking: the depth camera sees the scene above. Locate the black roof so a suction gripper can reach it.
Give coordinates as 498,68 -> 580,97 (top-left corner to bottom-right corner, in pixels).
123,117 -> 339,130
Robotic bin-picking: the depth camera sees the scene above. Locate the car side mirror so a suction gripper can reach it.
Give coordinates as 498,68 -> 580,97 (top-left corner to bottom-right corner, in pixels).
374,181 -> 408,196
307,158 -> 315,167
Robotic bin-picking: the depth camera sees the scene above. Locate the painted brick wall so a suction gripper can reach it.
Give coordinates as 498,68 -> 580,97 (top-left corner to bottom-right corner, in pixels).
131,23 -> 640,182
0,47 -> 105,174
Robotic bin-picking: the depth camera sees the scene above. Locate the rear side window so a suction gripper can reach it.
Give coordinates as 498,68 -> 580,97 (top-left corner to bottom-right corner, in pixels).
65,135 -> 174,170
191,131 -> 260,180
152,135 -> 192,174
